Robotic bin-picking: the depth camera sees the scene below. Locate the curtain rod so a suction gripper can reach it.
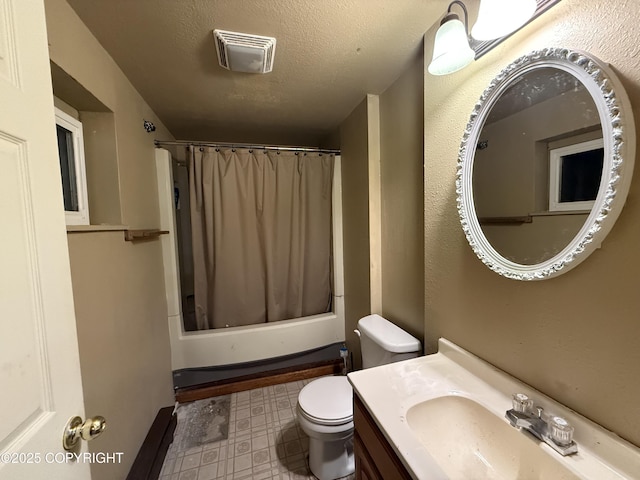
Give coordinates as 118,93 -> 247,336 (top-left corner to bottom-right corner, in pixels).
154,140 -> 340,155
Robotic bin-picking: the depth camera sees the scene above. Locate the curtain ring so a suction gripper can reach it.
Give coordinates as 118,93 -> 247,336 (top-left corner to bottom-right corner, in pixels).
199,147 -> 204,152
215,148 -> 220,152
232,148 -> 236,152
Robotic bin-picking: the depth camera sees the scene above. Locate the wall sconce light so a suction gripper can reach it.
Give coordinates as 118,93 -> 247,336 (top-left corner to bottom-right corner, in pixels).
472,0 -> 537,40
428,0 -> 543,76
428,1 -> 475,76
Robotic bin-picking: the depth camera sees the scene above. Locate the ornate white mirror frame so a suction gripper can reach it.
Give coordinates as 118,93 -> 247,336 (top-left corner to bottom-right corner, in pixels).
457,48 -> 636,280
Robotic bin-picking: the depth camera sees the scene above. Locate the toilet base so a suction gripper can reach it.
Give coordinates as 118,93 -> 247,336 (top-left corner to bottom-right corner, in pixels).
307,434 -> 355,480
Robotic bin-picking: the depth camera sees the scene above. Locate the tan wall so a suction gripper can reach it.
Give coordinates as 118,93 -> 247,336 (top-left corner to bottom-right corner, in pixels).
340,98 -> 371,369
54,96 -> 79,118
340,53 -> 424,368
44,0 -> 174,477
339,52 -> 426,366
67,232 -> 172,479
379,51 -> 425,344
424,0 -> 640,447
80,111 -> 123,225
46,0 -> 171,227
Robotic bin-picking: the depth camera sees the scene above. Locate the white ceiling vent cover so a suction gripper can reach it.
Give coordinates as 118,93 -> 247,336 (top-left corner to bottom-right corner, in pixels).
213,29 -> 276,74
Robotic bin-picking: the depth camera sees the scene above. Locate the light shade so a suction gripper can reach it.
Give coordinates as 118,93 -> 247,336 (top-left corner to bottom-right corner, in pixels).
471,0 -> 537,41
428,16 -> 475,76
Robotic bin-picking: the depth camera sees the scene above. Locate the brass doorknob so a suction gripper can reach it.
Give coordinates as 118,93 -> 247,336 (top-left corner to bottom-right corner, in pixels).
63,415 -> 107,451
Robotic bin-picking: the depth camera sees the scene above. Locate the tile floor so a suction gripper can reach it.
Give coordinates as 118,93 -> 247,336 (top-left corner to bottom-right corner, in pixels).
160,378 -> 355,480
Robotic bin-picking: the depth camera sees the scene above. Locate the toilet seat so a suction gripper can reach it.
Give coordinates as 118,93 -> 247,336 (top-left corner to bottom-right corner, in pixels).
297,376 -> 353,426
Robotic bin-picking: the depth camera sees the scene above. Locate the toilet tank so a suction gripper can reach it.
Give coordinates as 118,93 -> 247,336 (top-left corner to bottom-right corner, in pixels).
357,314 -> 421,369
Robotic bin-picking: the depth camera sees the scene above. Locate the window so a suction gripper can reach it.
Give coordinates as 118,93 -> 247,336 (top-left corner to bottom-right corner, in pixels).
549,138 -> 604,212
55,107 -> 89,225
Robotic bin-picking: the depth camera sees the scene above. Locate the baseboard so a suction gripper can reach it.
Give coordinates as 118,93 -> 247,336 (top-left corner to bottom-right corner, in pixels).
173,342 -> 346,390
175,360 -> 342,403
126,406 -> 176,480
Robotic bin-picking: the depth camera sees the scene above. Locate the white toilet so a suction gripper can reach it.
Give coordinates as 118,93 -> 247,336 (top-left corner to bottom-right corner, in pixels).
296,314 -> 421,480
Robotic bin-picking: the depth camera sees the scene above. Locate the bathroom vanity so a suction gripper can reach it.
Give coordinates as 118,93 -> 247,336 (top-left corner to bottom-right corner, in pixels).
353,394 -> 411,479
348,338 -> 640,479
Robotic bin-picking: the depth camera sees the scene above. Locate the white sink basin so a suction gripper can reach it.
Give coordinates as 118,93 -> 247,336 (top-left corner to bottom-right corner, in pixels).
348,338 -> 640,479
406,395 -> 579,479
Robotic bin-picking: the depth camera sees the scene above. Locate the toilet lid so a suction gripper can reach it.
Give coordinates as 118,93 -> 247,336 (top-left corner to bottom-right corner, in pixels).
298,376 -> 353,425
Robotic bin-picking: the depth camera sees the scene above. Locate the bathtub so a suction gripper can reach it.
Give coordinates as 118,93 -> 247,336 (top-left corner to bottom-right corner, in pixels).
155,148 -> 345,370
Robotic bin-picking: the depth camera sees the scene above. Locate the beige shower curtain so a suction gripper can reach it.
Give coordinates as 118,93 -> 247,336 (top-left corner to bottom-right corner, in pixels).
189,146 -> 334,330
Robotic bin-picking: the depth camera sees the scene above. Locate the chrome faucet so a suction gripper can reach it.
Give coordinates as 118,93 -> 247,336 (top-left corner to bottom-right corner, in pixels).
505,393 -> 578,456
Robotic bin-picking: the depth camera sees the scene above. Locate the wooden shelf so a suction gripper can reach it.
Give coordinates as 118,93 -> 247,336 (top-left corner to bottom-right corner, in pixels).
478,215 -> 532,225
66,224 -> 128,233
124,229 -> 169,242
479,210 -> 590,226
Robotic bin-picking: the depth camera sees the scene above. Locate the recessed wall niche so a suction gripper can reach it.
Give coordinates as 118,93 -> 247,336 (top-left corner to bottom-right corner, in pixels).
51,61 -> 122,225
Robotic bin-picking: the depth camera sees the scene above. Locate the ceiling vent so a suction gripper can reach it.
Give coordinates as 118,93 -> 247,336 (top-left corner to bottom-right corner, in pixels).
213,29 -> 276,74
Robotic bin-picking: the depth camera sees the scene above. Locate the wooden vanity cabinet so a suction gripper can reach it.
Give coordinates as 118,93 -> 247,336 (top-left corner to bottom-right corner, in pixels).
353,394 -> 412,480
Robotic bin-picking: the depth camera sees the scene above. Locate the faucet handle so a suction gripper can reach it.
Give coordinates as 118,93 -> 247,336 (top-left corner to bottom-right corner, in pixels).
549,416 -> 574,446
512,393 -> 533,413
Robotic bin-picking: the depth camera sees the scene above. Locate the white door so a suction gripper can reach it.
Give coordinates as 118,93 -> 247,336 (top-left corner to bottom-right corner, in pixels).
0,0 -> 91,478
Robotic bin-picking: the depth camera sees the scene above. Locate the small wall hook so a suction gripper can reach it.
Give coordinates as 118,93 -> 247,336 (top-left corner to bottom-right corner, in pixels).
143,120 -> 156,133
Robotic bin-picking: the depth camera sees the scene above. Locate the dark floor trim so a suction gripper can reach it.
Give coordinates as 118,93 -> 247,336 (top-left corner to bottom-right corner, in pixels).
126,406 -> 176,480
175,360 -> 342,403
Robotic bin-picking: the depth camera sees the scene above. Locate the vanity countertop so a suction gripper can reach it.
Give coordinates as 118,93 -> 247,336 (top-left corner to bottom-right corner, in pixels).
347,338 -> 640,480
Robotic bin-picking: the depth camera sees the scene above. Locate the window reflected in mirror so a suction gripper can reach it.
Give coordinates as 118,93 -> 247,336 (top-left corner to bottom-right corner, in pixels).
549,138 -> 603,212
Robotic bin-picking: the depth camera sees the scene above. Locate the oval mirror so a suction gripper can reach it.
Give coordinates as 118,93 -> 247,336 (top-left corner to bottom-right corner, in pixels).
457,48 -> 635,280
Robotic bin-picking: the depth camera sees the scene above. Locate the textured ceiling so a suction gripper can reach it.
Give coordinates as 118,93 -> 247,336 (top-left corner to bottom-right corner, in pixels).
65,0 -> 449,145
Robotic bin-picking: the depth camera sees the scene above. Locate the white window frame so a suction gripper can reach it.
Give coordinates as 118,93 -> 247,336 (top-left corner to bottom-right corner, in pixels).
549,138 -> 604,212
55,107 -> 89,225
